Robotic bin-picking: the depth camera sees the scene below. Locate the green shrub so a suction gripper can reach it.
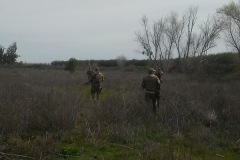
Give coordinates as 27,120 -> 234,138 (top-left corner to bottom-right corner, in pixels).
64,58 -> 78,73
201,53 -> 239,76
208,52 -> 237,65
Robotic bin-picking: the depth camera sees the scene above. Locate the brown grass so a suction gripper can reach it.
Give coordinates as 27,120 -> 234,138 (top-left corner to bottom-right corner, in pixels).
0,67 -> 239,159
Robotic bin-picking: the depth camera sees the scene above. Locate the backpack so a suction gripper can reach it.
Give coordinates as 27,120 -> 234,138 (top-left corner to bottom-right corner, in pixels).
93,73 -> 103,83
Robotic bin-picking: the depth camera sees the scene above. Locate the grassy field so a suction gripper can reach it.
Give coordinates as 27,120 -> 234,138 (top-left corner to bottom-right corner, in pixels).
0,67 -> 240,159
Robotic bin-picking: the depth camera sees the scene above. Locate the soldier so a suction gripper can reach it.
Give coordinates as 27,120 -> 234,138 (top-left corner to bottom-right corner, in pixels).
155,68 -> 164,85
91,67 -> 104,101
154,68 -> 164,109
142,68 -> 161,114
87,67 -> 95,81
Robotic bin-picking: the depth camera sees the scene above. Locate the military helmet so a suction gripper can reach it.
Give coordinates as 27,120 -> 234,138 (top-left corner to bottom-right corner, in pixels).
148,68 -> 155,74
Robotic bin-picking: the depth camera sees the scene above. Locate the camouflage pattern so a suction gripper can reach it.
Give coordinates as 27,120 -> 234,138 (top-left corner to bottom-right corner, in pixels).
87,67 -> 95,81
91,68 -> 104,101
155,68 -> 164,84
142,74 -> 160,92
142,68 -> 160,113
155,68 -> 164,102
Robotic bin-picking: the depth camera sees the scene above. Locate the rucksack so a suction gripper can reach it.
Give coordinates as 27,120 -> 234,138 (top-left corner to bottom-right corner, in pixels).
93,73 -> 103,83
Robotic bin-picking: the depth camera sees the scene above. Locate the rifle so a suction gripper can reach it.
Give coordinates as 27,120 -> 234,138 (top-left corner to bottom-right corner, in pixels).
82,73 -> 98,86
82,81 -> 91,86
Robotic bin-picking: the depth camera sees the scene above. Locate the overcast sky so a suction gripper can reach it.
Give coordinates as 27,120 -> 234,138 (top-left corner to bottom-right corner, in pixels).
0,0 -> 233,63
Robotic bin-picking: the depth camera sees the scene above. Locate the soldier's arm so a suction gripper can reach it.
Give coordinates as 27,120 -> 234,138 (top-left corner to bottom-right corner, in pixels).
101,73 -> 104,82
156,77 -> 161,89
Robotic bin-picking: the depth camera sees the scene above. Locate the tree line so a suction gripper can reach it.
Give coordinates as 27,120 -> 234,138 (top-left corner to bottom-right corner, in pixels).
1,1 -> 239,73
51,59 -> 149,68
135,1 -> 240,72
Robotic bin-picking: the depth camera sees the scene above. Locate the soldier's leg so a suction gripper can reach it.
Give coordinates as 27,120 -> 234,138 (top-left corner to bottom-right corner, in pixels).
91,87 -> 96,100
144,92 -> 152,112
156,90 -> 161,118
91,86 -> 94,99
156,90 -> 160,108
91,93 -> 95,100
96,89 -> 100,101
96,84 -> 102,101
152,98 -> 157,115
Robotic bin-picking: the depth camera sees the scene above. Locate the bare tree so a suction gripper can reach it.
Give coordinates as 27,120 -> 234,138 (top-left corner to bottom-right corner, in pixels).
190,33 -> 202,57
217,1 -> 240,54
175,7 -> 223,63
152,19 -> 166,63
136,16 -> 153,60
164,12 -> 178,68
197,16 -> 224,57
171,12 -> 186,72
184,6 -> 198,59
116,55 -> 127,68
171,7 -> 197,72
136,6 -> 224,72
136,16 -> 165,67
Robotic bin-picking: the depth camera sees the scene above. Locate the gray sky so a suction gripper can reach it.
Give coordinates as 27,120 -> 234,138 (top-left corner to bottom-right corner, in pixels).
0,0 -> 233,63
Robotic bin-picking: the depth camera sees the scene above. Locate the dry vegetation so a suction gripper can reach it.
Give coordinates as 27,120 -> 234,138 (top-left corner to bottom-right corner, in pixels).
0,67 -> 240,159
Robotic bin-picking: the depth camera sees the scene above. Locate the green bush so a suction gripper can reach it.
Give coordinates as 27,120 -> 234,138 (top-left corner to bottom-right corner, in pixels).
201,53 -> 239,76
0,42 -> 19,64
207,52 -> 237,65
64,58 -> 78,73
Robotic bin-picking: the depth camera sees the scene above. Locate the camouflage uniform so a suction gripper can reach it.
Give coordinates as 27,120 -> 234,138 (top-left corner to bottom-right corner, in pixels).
91,67 -> 104,101
155,68 -> 164,103
87,67 -> 95,81
155,68 -> 164,84
142,68 -> 161,114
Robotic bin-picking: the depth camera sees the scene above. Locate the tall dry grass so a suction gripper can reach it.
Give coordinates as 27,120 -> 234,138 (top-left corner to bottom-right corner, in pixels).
0,67 -> 239,159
